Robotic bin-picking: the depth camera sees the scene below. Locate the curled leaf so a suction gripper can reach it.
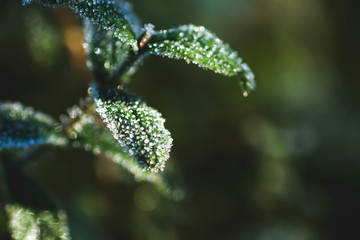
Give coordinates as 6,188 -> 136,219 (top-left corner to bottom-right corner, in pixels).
146,24 -> 255,95
0,102 -> 67,151
90,84 -> 173,173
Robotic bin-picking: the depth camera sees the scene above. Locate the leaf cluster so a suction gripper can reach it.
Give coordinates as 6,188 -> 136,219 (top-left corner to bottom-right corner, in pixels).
1,0 -> 256,238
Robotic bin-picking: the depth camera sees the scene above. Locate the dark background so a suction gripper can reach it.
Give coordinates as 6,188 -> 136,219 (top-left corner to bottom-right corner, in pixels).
1,0 -> 360,239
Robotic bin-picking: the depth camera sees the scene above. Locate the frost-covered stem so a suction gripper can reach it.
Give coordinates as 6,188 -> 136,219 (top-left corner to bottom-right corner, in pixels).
107,24 -> 155,85
107,50 -> 141,85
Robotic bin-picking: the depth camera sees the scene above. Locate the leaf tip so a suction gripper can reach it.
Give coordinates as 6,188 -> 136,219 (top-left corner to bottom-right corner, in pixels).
238,63 -> 256,96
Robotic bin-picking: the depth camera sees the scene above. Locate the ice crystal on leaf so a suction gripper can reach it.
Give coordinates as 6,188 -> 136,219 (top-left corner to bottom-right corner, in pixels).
71,114 -> 175,197
6,204 -> 70,240
83,20 -> 130,81
68,0 -> 140,51
23,0 -> 140,51
90,84 -> 173,173
146,24 -> 256,95
0,102 -> 66,151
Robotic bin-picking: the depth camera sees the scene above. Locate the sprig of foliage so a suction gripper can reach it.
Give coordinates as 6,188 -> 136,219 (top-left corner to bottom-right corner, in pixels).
1,0 -> 256,238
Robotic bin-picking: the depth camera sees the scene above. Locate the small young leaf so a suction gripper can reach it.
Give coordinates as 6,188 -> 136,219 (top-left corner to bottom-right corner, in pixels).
83,20 -> 130,82
0,102 -> 67,151
68,0 -> 140,51
146,24 -> 255,95
6,204 -> 71,240
90,84 -> 173,173
22,0 -> 67,7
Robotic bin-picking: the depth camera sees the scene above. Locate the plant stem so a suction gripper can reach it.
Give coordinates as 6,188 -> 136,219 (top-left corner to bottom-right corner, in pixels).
107,24 -> 155,85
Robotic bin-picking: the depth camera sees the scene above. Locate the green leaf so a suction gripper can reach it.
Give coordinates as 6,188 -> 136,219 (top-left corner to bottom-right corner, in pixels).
83,20 -> 130,82
0,102 -> 67,151
68,0 -> 140,51
70,111 -> 177,198
146,24 -> 256,95
23,0 -> 141,50
6,204 -> 71,240
1,161 -> 71,240
89,84 -> 173,173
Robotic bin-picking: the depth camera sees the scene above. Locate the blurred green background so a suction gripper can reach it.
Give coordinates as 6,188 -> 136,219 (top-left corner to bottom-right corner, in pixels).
0,0 -> 359,239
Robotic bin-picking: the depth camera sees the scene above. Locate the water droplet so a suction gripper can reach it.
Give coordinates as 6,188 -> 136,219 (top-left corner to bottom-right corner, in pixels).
88,87 -> 93,94
94,47 -> 101,54
104,61 -> 110,69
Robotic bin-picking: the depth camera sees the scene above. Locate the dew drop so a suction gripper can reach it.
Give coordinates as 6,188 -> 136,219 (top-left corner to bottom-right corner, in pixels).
94,47 -> 101,54
82,43 -> 89,49
104,61 -> 110,69
88,87 -> 93,94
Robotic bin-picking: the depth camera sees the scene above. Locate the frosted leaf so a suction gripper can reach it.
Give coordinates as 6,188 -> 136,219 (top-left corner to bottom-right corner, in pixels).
68,0 -> 140,51
0,102 -> 67,151
22,0 -> 66,7
90,83 -> 173,173
83,20 -> 130,81
146,24 -> 255,95
72,113 -> 176,198
23,0 -> 140,50
6,204 -> 71,240
238,63 -> 256,97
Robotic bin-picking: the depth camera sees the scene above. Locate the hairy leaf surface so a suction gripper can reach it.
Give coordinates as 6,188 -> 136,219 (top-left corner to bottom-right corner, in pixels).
23,0 -> 140,50
0,102 -> 66,151
71,113 -> 175,197
68,0 -> 140,51
146,24 -> 255,95
6,204 -> 70,240
2,162 -> 71,240
83,20 -> 130,81
90,84 -> 173,173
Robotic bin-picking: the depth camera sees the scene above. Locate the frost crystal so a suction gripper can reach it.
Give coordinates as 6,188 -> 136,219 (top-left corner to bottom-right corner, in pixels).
6,204 -> 71,240
90,84 -> 173,173
68,0 -> 139,51
0,102 -> 67,151
83,20 -> 130,81
238,63 -> 256,97
146,24 -> 255,95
